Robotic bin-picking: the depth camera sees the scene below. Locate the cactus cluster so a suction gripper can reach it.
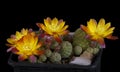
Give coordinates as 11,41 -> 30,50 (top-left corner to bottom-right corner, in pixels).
6,17 -> 118,66
72,28 -> 100,56
73,28 -> 90,51
36,32 -> 73,63
35,28 -> 101,64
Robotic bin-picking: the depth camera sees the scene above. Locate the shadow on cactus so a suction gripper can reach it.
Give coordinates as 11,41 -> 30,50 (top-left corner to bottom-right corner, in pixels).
6,17 -> 118,66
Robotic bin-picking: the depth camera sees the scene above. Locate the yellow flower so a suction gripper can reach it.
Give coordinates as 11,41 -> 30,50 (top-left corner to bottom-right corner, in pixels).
36,17 -> 69,42
14,32 -> 43,60
7,28 -> 28,47
81,18 -> 118,48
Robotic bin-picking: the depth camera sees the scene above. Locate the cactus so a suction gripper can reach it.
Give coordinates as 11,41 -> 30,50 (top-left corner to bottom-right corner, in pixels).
50,52 -> 61,63
60,41 -> 73,58
73,28 -> 90,50
50,40 -> 59,49
45,49 -> 52,57
38,54 -> 47,63
74,46 -> 82,56
93,48 -> 100,55
86,47 -> 94,54
85,47 -> 100,55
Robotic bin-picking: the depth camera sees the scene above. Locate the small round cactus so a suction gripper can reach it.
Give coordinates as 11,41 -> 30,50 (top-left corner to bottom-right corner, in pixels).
45,49 -> 52,57
86,47 -> 94,54
50,52 -> 61,63
86,47 -> 100,55
74,46 -> 82,56
93,48 -> 100,55
60,41 -> 73,58
38,54 -> 47,63
50,40 -> 59,49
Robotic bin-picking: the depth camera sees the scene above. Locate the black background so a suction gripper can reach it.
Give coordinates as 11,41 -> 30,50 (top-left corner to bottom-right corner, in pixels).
0,4 -> 120,72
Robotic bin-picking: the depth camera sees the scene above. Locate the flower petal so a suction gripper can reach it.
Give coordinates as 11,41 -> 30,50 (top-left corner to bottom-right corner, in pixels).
11,48 -> 19,54
106,35 -> 118,40
51,17 -> 58,27
44,18 -> 51,27
98,18 -> 105,27
36,42 -> 42,49
18,54 -> 28,61
57,21 -> 65,30
97,38 -> 105,48
15,31 -> 22,39
7,47 -> 15,52
58,30 -> 69,36
33,50 -> 44,55
21,28 -> 28,35
105,22 -> 111,30
87,19 -> 97,33
7,38 -> 14,44
54,34 -> 62,43
60,25 -> 69,32
80,25 -> 90,34
103,27 -> 115,37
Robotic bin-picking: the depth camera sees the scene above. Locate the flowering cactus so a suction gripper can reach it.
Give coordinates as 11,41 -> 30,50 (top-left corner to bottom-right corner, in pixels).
81,18 -> 118,48
6,29 -> 44,62
36,17 -> 69,43
6,17 -> 118,65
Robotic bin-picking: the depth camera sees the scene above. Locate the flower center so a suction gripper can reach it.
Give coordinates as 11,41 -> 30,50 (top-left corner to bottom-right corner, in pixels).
23,46 -> 31,51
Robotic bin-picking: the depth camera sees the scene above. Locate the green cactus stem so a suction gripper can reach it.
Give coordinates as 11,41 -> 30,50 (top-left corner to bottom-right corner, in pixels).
60,41 -> 73,58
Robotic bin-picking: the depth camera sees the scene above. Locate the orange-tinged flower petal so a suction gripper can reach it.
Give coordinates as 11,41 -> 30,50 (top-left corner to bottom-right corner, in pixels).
39,24 -> 47,31
81,18 -> 118,48
33,50 -> 44,55
37,17 -> 69,42
106,35 -> 119,40
36,23 -> 42,28
80,25 -> 90,34
37,23 -> 53,35
96,38 -> 105,48
9,31 -> 43,61
54,34 -> 62,43
58,30 -> 69,36
6,28 -> 29,48
36,42 -> 42,49
18,54 -> 28,61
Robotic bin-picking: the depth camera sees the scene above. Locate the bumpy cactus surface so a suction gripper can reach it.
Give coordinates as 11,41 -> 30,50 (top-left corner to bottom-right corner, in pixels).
45,49 -> 52,57
74,46 -> 82,56
85,47 -> 100,55
38,54 -> 47,63
50,52 -> 61,63
50,40 -> 59,49
60,41 -> 73,58
93,48 -> 100,55
73,28 -> 90,50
